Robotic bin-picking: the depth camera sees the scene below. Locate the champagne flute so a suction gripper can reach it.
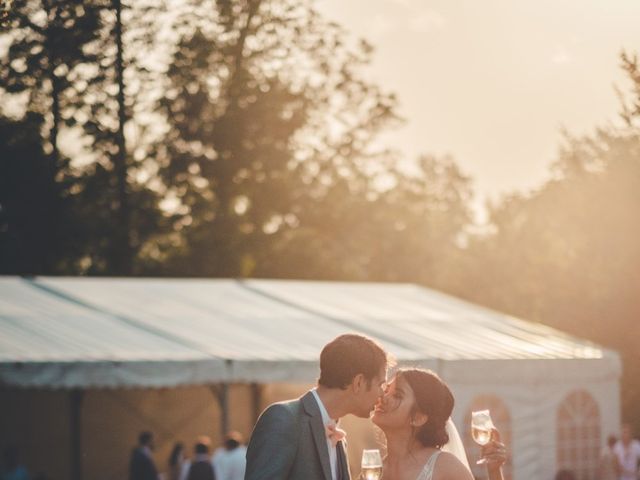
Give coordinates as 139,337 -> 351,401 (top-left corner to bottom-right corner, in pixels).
361,449 -> 383,480
471,409 -> 494,465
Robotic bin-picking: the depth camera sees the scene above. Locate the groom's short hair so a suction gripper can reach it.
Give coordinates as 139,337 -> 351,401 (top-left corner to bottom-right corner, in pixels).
318,333 -> 389,389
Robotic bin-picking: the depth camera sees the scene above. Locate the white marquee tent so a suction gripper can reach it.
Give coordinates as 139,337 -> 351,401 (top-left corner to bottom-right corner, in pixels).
0,276 -> 621,480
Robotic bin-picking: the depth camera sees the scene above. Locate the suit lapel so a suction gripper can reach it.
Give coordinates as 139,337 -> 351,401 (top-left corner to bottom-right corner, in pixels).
302,391 -> 333,480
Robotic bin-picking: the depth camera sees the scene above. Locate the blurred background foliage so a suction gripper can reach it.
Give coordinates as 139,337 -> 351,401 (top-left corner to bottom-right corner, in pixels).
1,0 -> 639,431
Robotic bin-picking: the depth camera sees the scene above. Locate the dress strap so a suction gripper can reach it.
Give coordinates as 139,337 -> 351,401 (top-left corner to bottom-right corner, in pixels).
416,451 -> 441,480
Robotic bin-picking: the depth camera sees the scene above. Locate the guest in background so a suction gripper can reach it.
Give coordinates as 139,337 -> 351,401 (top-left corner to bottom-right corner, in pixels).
168,442 -> 188,480
212,431 -> 246,480
129,431 -> 159,480
614,424 -> 640,480
599,435 -> 619,480
186,436 -> 215,480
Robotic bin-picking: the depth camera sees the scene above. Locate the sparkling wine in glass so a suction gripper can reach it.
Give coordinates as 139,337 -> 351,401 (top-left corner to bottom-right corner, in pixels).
361,449 -> 383,480
471,409 -> 494,464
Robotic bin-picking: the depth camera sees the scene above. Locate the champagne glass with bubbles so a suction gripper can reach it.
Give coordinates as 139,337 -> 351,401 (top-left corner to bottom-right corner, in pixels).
361,449 -> 383,480
471,410 -> 494,464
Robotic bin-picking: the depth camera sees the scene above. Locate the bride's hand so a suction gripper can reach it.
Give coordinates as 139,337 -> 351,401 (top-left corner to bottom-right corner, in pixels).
480,428 -> 507,470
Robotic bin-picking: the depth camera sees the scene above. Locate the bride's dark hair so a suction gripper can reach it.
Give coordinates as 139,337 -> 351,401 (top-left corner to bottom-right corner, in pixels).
398,368 -> 454,449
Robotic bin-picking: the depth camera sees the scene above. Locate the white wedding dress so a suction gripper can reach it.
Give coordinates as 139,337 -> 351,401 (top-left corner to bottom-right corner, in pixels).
415,419 -> 470,480
415,451 -> 442,480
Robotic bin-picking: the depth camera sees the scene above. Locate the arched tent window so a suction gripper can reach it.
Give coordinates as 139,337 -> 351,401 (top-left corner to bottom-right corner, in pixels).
556,390 -> 601,480
463,395 -> 513,480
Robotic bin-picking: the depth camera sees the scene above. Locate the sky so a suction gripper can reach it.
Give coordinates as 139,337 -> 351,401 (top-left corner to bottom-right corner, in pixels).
317,0 -> 640,207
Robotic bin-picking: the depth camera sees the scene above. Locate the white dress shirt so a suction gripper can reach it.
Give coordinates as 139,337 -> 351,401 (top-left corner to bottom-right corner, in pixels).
211,445 -> 247,480
311,388 -> 339,480
614,440 -> 640,480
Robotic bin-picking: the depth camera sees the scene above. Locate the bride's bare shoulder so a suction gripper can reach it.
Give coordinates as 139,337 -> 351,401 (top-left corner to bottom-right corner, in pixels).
433,451 -> 474,480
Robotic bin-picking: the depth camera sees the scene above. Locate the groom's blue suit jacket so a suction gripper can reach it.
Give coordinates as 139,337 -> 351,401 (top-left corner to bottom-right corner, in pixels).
245,390 -> 351,480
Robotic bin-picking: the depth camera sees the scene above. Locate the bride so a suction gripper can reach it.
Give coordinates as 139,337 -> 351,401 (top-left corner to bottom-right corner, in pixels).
371,368 -> 506,480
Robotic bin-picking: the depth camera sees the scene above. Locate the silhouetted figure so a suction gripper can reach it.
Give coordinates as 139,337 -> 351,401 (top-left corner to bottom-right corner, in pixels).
168,442 -> 187,480
186,437 -> 215,480
1,446 -> 29,480
129,431 -> 159,480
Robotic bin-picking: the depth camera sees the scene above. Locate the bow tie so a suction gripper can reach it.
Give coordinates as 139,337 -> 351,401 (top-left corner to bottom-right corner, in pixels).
326,423 -> 347,447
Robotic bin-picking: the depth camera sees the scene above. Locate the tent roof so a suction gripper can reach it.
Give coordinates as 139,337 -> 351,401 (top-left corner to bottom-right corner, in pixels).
0,276 -> 620,388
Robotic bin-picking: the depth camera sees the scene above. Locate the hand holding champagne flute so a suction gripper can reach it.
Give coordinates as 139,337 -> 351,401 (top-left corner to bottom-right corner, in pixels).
361,449 -> 383,480
471,410 -> 494,464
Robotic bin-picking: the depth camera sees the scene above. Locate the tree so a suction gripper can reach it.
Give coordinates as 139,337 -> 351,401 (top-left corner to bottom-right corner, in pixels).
1,0 -> 103,165
1,0 -> 475,282
0,0 -> 106,273
1,0 -> 171,274
70,0 -> 170,274
152,0 -> 400,277
259,154 -> 473,284
0,113 -> 82,273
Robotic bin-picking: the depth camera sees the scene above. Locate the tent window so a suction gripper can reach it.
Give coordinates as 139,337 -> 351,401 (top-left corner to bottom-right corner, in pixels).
556,390 -> 601,480
463,395 -> 513,480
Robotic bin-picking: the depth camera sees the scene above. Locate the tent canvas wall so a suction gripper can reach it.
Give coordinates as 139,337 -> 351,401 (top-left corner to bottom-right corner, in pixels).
0,277 -> 621,480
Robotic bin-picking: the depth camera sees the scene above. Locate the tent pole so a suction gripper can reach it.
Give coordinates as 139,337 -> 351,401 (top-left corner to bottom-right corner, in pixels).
70,389 -> 84,480
210,384 -> 229,438
250,383 -> 262,425
220,383 -> 229,436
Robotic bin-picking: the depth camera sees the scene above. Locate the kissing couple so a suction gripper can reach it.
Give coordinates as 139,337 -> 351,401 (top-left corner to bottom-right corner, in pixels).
245,333 -> 506,480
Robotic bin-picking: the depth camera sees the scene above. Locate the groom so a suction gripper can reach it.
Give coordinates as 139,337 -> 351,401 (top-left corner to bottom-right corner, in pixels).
245,333 -> 390,480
